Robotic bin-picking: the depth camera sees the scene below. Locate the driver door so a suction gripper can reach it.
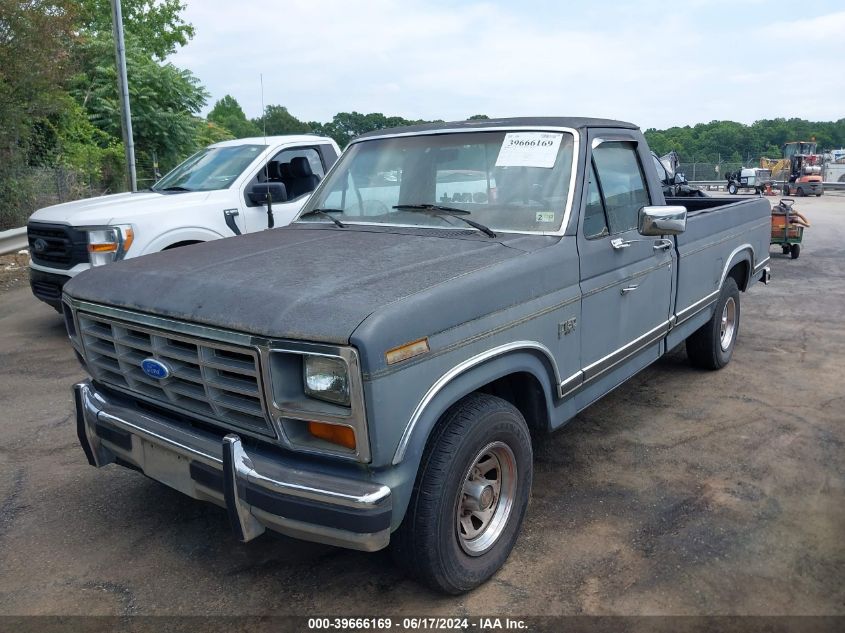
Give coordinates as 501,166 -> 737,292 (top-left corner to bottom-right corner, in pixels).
575,132 -> 674,406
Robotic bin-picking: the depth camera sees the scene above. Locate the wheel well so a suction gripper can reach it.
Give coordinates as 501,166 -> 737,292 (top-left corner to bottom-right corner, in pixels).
727,259 -> 750,291
163,240 -> 203,250
475,371 -> 549,433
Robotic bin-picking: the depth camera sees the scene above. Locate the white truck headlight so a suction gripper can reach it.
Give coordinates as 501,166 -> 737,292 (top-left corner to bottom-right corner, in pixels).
87,225 -> 134,266
303,355 -> 350,406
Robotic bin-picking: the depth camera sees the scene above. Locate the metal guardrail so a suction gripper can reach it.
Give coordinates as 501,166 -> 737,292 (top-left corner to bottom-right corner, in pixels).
690,180 -> 845,191
0,227 -> 28,256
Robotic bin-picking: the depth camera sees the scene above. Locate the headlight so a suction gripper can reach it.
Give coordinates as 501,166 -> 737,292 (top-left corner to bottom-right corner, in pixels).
303,355 -> 350,406
86,225 -> 134,266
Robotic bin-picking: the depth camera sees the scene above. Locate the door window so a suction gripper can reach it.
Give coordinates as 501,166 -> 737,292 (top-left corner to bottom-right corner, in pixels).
592,142 -> 650,234
272,147 -> 325,178
583,163 -> 609,238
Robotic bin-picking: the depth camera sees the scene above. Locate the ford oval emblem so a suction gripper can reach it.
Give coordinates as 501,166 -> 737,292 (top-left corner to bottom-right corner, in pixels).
141,358 -> 171,380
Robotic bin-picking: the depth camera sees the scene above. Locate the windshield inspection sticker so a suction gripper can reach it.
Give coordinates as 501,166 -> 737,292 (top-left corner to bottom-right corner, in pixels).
536,211 -> 556,223
495,132 -> 563,168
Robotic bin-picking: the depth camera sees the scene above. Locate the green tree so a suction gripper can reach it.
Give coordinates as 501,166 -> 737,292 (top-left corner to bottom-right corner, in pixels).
0,0 -> 78,153
193,118 -> 235,147
76,0 -> 194,60
0,0 -> 80,228
71,34 -> 209,176
208,95 -> 261,138
253,105 -> 310,136
314,111 -> 432,147
468,114 -> 489,120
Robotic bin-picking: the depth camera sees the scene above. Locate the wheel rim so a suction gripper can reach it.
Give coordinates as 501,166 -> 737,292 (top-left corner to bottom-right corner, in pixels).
456,441 -> 517,556
720,296 -> 737,351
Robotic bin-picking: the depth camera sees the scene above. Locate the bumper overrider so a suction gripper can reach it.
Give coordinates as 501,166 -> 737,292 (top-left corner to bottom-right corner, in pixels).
74,381 -> 392,551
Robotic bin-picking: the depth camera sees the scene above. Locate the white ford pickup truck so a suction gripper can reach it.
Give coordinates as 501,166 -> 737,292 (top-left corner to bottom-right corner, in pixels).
27,135 -> 340,310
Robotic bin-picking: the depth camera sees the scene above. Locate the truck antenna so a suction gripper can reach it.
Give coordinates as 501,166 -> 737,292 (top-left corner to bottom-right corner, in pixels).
261,73 -> 274,229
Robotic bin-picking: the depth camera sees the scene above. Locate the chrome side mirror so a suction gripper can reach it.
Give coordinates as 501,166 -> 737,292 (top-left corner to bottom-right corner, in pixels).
638,205 -> 687,236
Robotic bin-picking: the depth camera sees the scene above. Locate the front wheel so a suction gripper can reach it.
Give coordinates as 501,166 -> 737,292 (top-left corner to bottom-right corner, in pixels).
728,183 -> 738,195
391,394 -> 533,594
791,243 -> 800,259
686,277 -> 741,370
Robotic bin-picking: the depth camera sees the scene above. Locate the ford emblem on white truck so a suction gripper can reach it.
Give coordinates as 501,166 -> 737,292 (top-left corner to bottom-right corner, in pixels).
141,358 -> 171,380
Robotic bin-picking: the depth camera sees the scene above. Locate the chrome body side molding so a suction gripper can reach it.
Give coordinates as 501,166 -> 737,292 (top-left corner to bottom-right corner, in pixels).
392,341 -> 563,465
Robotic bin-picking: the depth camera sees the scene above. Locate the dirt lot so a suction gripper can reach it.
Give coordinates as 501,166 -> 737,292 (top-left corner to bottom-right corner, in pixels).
0,252 -> 29,295
0,194 -> 843,620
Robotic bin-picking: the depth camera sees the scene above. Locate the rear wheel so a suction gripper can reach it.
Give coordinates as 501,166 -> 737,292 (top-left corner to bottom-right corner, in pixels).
781,245 -> 790,254
791,244 -> 800,259
686,277 -> 740,370
391,393 -> 533,594
728,183 -> 738,195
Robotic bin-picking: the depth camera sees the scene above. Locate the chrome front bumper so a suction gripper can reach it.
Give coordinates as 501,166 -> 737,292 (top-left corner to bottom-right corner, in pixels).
74,381 -> 392,551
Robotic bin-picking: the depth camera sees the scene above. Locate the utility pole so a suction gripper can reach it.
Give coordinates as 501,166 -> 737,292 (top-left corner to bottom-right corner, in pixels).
110,0 -> 137,191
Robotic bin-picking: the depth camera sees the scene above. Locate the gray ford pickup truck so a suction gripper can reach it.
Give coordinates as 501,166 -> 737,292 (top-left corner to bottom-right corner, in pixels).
62,117 -> 771,594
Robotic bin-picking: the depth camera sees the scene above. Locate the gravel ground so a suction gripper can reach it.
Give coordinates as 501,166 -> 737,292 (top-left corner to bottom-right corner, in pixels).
0,252 -> 29,294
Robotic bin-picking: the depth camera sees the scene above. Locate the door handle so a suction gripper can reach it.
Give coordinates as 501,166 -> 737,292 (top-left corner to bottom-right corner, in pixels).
610,238 -> 632,249
653,239 -> 673,251
620,284 -> 639,295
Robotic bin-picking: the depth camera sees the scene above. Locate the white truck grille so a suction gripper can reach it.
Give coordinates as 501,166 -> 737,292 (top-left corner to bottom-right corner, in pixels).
77,313 -> 273,436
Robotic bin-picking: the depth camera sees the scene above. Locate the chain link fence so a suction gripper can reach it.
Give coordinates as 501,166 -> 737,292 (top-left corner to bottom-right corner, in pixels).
676,161 -> 753,181
0,156 -> 164,231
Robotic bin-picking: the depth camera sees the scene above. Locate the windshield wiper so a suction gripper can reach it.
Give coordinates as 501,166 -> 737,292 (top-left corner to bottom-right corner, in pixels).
298,208 -> 345,228
154,185 -> 194,193
392,204 -> 496,238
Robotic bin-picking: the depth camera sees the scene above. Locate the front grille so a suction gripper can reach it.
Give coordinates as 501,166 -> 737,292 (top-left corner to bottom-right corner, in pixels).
27,223 -> 89,269
78,313 -> 274,437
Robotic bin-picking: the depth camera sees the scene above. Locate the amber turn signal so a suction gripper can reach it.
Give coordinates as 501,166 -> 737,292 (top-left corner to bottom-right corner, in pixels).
308,421 -> 356,450
385,337 -> 429,365
88,242 -> 118,253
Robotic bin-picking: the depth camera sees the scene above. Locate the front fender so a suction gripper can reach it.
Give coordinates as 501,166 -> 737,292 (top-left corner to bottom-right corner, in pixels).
140,227 -> 226,255
381,348 -> 557,529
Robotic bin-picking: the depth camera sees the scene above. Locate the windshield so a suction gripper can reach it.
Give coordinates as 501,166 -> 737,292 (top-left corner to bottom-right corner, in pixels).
300,130 -> 575,233
152,144 -> 266,192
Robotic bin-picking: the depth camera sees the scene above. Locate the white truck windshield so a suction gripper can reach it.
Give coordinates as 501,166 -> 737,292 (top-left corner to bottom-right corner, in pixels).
153,144 -> 267,192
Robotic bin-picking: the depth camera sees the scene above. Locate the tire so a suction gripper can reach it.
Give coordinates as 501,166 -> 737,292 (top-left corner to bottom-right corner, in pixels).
816,193 -> 822,197
791,244 -> 800,259
781,245 -> 790,254
728,183 -> 738,195
797,187 -> 805,197
686,277 -> 740,370
390,393 -> 533,594
783,185 -> 790,195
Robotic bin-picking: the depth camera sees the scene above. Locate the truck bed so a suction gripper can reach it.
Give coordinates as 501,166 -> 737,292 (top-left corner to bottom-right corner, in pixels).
669,196 -> 771,343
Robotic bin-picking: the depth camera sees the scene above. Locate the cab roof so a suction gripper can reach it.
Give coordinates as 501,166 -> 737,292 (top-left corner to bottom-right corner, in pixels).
210,135 -> 333,148
353,117 -> 638,142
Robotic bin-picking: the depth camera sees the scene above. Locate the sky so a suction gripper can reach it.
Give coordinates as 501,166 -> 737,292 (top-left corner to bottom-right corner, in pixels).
171,0 -> 845,130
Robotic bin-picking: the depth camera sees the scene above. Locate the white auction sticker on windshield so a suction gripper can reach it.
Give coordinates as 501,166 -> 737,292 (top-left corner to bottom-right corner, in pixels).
495,132 -> 563,168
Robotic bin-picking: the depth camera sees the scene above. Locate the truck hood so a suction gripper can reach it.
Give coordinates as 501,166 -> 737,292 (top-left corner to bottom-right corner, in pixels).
64,225 -> 538,345
28,190 -> 212,225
